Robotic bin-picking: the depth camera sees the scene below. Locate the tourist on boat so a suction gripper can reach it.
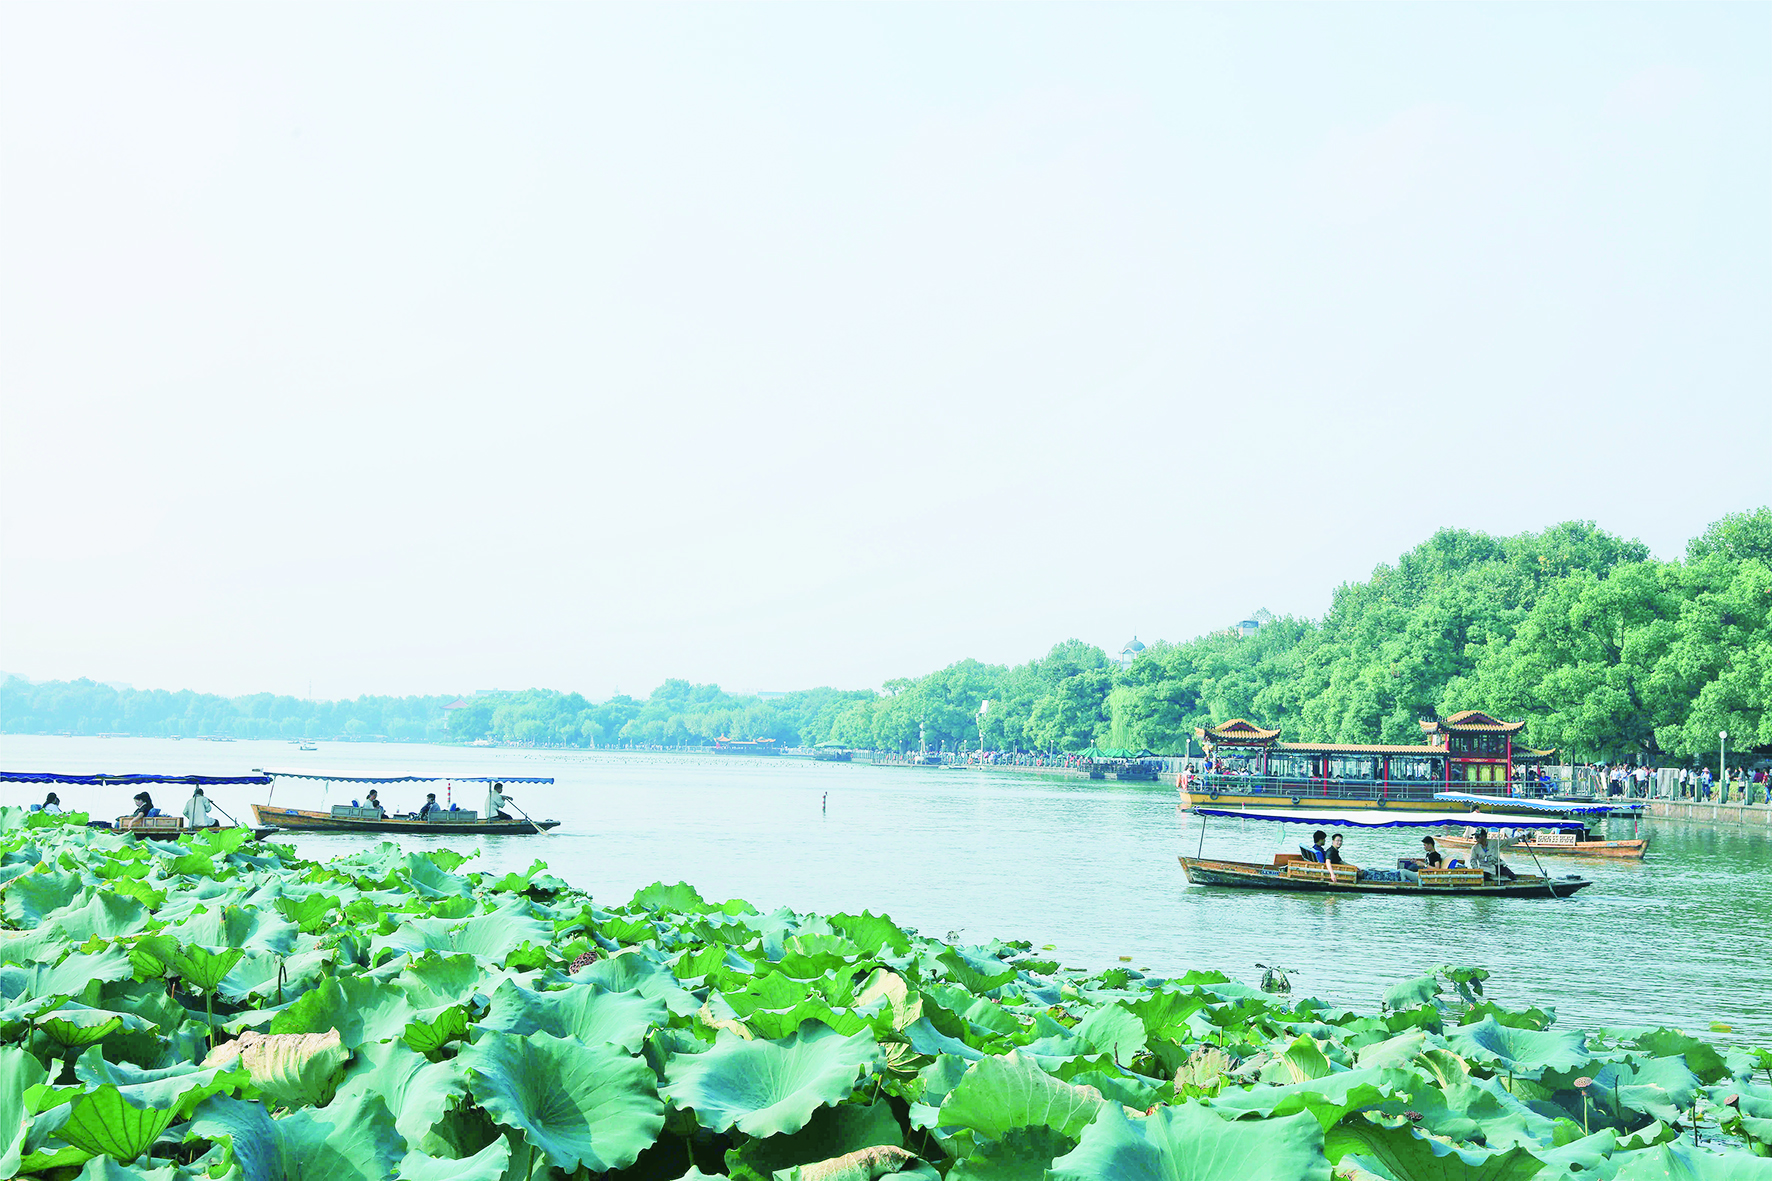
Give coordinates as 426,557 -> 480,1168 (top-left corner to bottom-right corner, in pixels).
181,788 -> 218,829
1324,833 -> 1346,865
364,789 -> 387,818
1307,830 -> 1329,862
1467,829 -> 1516,881
38,792 -> 62,814
1419,836 -> 1443,867
416,793 -> 439,819
131,792 -> 155,819
484,782 -> 513,820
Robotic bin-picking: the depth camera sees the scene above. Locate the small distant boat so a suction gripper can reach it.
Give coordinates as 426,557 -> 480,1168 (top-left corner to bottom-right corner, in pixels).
1178,805 -> 1595,898
1436,831 -> 1646,860
298,742 -> 317,751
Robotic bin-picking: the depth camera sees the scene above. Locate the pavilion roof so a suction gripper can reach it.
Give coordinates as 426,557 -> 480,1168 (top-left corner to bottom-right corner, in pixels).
1196,719 -> 1280,743
1419,710 -> 1527,735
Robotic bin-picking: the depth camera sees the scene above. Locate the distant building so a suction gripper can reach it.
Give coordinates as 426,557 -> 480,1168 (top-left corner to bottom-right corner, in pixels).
1119,637 -> 1146,667
1236,608 -> 1273,639
442,698 -> 472,730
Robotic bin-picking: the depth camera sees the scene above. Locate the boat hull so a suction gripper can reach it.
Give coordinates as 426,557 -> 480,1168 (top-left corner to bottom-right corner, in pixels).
1180,787 -> 1471,813
1178,856 -> 1593,897
1436,835 -> 1647,860
252,805 -> 559,835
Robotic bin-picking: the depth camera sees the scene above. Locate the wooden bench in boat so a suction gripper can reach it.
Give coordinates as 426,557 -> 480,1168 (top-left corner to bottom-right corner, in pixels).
116,815 -> 183,832
1272,853 -> 1364,882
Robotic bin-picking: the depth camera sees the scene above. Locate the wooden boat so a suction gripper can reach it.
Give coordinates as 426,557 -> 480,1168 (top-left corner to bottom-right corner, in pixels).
1179,853 -> 1593,896
114,815 -> 279,840
251,804 -> 559,835
255,771 -> 560,835
1179,804 -> 1595,899
1435,831 -> 1646,860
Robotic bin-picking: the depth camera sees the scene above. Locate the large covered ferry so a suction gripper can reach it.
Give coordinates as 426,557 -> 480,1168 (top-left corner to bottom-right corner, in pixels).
1180,710 -> 1555,813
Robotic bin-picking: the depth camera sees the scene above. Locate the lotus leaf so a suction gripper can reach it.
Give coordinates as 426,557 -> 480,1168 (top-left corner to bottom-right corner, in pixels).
459,1029 -> 664,1172
330,1041 -> 467,1149
1324,1119 -> 1547,1181
947,1125 -> 1081,1181
401,1005 -> 470,1055
478,978 -> 667,1053
1607,1140 -> 1772,1180
187,1087 -> 403,1181
41,1008 -> 155,1050
58,1083 -> 179,1164
726,1098 -> 903,1181
778,1144 -> 936,1181
662,1023 -> 884,1138
2,1045 -> 49,1176
168,946 -> 245,994
1205,1066 -> 1419,1132
44,891 -> 147,944
169,906 -> 298,958
939,1050 -> 1107,1143
75,1049 -> 247,1118
632,881 -> 710,913
829,911 -> 912,957
203,1029 -> 349,1108
3,869 -> 86,926
267,973 -> 417,1047
1631,1029 -> 1732,1086
1582,1055 -> 1702,1123
1050,1101 -> 1331,1181
19,944 -> 135,1000
402,854 -> 473,900
396,1136 -> 511,1181
1444,1018 -> 1594,1081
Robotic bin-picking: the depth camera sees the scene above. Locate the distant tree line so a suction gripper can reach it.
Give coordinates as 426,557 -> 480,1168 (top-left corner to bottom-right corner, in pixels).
5,510 -> 1766,765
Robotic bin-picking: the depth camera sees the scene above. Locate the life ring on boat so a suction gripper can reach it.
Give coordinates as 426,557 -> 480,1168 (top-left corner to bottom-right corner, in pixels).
1375,798 -> 1389,808
1207,791 -> 1220,800
1290,796 -> 1301,806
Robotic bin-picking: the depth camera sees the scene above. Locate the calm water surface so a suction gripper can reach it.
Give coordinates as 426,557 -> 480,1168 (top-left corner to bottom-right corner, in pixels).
3,736 -> 1767,1045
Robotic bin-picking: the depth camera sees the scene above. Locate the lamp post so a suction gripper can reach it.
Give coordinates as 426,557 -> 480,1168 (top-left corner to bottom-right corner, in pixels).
977,701 -> 990,771
1720,731 -> 1727,801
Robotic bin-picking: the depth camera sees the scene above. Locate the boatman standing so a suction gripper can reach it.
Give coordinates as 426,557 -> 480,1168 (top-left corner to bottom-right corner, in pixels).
182,788 -> 219,829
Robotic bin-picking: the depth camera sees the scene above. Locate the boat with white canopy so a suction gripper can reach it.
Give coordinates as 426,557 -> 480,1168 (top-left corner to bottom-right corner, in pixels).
1428,791 -> 1648,859
1179,805 -> 1595,897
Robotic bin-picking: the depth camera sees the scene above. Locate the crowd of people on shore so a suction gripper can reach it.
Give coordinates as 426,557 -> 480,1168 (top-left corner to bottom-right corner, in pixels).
1596,762 -> 1768,804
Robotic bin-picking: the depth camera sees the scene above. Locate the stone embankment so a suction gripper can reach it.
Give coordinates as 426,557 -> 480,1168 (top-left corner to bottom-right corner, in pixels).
1648,799 -> 1772,830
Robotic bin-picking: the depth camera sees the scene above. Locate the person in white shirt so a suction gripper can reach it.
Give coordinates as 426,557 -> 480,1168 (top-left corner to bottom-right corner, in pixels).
1467,829 -> 1515,881
484,782 -> 513,820
39,793 -> 63,814
182,788 -> 218,829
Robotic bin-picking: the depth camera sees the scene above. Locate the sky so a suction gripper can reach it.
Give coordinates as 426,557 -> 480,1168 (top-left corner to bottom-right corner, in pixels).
1,4 -> 1767,702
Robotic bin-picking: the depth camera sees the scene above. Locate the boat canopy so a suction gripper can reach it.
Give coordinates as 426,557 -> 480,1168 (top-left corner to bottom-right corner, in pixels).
0,771 -> 272,786
1188,805 -> 1587,831
262,771 -> 554,784
1433,792 -> 1642,815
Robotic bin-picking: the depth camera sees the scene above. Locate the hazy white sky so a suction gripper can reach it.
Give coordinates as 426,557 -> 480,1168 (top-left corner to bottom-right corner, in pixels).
2,4 -> 1767,701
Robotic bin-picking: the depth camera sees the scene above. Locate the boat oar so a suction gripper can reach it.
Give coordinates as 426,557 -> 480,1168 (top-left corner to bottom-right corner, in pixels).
506,799 -> 547,835
207,800 -> 249,835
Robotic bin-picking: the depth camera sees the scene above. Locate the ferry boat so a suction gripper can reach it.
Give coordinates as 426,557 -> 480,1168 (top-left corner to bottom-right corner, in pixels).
1178,805 -> 1594,898
252,771 -> 560,835
1,771 -> 279,838
1179,711 -> 1556,814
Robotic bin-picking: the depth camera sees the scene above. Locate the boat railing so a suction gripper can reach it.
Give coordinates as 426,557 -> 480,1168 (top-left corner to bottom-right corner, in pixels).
1189,774 -> 1556,802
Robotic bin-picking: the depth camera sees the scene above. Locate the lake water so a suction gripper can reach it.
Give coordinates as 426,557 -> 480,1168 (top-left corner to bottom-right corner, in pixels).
3,735 -> 1767,1046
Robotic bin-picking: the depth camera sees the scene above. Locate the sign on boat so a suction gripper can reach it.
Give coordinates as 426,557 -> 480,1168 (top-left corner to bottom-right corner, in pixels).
1179,805 -> 1595,897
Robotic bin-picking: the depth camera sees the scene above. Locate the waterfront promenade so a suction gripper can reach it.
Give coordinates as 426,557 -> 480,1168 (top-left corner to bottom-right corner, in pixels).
1649,798 -> 1772,830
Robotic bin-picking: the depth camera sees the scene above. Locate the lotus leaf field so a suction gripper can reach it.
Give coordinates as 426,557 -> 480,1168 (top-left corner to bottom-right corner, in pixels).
2,809 -> 1769,1181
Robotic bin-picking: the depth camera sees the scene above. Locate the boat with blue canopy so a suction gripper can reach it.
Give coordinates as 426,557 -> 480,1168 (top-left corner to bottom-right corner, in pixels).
1430,793 -> 1647,859
2,771 -> 276,837
250,770 -> 560,835
1179,805 -> 1595,897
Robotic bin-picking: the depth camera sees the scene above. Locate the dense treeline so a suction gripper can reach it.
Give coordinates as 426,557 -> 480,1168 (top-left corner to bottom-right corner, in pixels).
4,511 -> 1766,764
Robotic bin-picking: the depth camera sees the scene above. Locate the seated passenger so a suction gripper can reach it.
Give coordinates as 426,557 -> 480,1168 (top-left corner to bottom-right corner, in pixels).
1324,833 -> 1347,864
364,789 -> 387,818
1419,835 -> 1444,868
1308,830 -> 1329,862
416,792 -> 439,819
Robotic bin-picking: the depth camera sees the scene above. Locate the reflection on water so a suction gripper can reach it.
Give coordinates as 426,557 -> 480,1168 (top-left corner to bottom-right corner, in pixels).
2,735 -> 1767,1044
